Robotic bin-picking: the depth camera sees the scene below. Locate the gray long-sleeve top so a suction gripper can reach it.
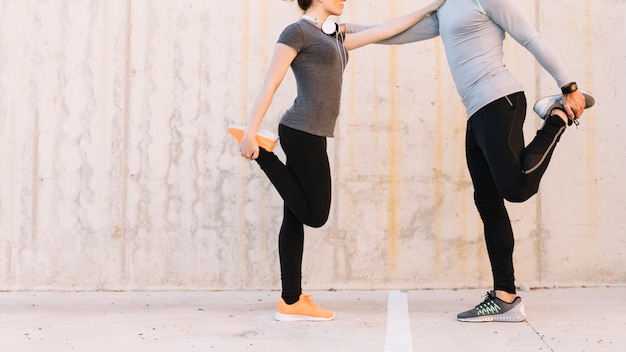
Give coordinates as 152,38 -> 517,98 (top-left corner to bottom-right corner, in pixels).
347,0 -> 572,119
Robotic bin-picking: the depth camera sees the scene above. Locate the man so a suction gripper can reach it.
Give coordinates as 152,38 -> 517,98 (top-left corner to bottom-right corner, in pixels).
346,0 -> 594,322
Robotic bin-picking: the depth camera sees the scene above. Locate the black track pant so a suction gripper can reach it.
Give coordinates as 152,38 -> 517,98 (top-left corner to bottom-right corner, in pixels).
255,124 -> 331,304
465,92 -> 566,294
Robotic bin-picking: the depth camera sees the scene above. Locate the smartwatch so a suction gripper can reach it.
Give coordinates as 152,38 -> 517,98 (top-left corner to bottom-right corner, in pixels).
561,82 -> 578,94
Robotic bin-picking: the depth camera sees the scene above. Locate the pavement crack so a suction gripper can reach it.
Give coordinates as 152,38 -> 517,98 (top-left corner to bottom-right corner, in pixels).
525,321 -> 555,352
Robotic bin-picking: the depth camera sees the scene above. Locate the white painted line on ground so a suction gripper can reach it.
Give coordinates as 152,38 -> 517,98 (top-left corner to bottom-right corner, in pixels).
384,290 -> 413,352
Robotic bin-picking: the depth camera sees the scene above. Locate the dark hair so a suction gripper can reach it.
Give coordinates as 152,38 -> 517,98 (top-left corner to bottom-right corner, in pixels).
286,0 -> 313,12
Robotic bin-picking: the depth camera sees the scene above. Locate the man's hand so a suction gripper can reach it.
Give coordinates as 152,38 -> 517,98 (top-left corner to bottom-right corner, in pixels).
562,90 -> 586,122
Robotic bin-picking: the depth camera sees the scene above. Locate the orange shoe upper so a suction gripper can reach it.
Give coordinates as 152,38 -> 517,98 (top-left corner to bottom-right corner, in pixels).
276,294 -> 334,319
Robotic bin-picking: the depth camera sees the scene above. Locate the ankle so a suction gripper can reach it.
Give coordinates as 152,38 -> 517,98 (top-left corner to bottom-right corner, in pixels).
255,147 -> 276,167
281,293 -> 301,305
550,108 -> 568,125
495,290 -> 516,304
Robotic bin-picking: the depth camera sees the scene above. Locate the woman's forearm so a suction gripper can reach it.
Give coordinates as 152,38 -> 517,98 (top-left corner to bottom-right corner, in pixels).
343,4 -> 440,49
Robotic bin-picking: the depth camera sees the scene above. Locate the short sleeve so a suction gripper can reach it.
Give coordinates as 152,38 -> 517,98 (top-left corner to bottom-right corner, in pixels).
277,23 -> 304,52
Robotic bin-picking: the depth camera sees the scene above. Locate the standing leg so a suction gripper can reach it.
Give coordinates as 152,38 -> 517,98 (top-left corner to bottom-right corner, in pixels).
466,118 -> 516,295
457,111 -> 526,323
278,205 -> 304,304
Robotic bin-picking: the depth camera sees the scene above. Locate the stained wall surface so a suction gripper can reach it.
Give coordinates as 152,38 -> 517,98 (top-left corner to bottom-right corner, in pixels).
0,0 -> 624,291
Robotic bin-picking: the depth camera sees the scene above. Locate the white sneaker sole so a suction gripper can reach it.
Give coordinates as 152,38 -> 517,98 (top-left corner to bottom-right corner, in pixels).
457,302 -> 526,323
274,312 -> 335,322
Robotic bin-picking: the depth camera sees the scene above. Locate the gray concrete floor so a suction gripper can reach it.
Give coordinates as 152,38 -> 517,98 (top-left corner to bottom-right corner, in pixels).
1,287 -> 625,351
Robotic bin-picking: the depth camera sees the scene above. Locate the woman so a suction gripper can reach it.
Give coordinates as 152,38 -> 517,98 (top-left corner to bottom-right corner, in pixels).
228,0 -> 445,321
346,0 -> 595,322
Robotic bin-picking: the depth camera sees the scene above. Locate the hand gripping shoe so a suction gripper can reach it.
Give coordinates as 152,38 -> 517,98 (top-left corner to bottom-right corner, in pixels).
227,124 -> 279,152
532,90 -> 595,126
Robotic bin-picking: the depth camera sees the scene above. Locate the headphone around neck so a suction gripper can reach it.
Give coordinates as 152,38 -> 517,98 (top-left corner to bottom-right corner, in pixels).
302,15 -> 338,36
321,20 -> 338,36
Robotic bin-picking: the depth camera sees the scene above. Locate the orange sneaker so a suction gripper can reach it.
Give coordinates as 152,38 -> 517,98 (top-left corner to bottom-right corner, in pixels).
227,124 -> 279,152
274,293 -> 335,322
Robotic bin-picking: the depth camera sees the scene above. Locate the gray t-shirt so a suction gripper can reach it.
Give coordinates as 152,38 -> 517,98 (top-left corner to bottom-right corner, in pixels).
278,20 -> 349,137
347,0 -> 571,119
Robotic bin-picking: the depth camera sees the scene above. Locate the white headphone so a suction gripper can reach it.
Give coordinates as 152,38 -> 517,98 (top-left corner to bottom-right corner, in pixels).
321,20 -> 338,36
302,15 -> 338,36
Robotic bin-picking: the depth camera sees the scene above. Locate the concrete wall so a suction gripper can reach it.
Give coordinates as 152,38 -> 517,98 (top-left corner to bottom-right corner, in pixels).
0,0 -> 624,291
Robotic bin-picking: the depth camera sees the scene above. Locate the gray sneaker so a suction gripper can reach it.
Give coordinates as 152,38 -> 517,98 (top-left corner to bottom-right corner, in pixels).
532,90 -> 596,125
457,291 -> 526,322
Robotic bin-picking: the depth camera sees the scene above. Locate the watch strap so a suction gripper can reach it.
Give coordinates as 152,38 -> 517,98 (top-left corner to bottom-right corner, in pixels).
561,82 -> 578,94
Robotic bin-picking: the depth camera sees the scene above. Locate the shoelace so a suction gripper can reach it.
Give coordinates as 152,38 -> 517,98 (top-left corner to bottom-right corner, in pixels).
474,292 -> 501,313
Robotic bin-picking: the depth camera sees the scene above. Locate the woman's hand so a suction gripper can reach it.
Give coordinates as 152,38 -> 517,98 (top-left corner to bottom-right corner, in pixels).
239,132 -> 260,160
428,0 -> 446,12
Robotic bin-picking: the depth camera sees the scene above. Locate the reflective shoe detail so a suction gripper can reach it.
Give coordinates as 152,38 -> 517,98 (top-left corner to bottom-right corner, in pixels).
274,293 -> 334,322
457,291 -> 526,322
227,124 -> 279,152
532,90 -> 596,126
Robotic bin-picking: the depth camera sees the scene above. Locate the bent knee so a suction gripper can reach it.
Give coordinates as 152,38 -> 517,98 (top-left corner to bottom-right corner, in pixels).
501,185 -> 535,203
304,212 -> 330,228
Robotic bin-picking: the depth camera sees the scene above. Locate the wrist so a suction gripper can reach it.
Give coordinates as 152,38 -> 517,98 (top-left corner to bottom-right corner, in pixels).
561,81 -> 578,94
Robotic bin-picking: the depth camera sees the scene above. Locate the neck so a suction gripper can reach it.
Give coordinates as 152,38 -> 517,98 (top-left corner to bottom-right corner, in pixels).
302,11 -> 330,26
301,14 -> 319,25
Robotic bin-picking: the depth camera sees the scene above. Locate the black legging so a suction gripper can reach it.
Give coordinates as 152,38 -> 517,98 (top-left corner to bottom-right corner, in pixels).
255,124 -> 331,304
465,92 -> 566,294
